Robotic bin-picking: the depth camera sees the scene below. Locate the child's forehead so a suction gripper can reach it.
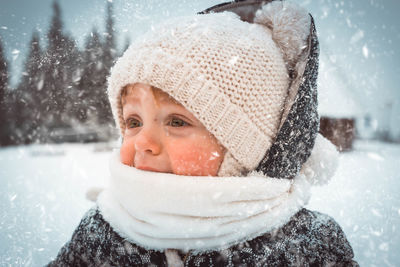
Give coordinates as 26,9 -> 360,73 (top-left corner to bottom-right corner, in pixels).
122,83 -> 182,106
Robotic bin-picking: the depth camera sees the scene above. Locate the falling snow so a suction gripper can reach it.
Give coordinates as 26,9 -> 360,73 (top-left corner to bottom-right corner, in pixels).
362,44 -> 369,58
0,0 -> 399,265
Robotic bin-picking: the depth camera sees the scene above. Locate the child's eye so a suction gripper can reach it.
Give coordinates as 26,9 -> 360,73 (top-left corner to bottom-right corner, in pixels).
168,117 -> 189,127
126,118 -> 142,128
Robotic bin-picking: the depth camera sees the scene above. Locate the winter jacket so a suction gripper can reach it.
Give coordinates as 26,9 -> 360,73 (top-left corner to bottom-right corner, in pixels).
47,207 -> 358,266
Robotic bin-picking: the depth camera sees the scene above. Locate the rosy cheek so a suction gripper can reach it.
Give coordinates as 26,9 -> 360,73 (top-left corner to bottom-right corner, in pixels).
120,137 -> 136,166
167,141 -> 223,176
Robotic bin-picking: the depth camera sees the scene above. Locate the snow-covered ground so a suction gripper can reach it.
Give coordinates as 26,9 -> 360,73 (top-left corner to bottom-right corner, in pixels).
0,140 -> 399,266
308,140 -> 400,267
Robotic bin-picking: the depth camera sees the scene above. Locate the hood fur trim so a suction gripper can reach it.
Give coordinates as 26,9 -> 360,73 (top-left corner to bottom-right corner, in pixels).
301,134 -> 339,186
254,1 -> 311,74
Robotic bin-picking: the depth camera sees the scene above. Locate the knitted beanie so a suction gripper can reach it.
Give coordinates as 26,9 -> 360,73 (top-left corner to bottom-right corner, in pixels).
108,1 -> 316,177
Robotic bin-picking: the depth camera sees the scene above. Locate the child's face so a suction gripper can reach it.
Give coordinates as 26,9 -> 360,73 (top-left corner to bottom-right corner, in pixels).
120,83 -> 225,176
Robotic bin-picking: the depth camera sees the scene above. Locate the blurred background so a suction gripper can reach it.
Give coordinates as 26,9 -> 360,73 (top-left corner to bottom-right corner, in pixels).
0,0 -> 399,266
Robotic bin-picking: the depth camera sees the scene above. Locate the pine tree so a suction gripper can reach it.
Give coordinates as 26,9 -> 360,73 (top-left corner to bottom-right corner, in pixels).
76,29 -> 104,124
42,0 -> 79,135
76,2 -> 117,140
103,1 -> 116,71
15,31 -> 45,143
0,35 -> 10,145
61,34 -> 82,128
99,1 -> 117,134
0,37 -> 7,99
41,0 -> 64,131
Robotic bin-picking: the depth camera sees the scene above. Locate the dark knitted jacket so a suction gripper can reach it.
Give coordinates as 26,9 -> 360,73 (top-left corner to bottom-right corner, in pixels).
47,207 -> 358,266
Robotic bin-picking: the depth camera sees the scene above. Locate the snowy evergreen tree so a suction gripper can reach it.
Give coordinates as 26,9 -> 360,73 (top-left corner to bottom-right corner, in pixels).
0,35 -> 10,146
42,0 -> 80,136
62,36 -> 82,128
14,32 -> 45,143
0,37 -> 7,98
73,1 -> 117,139
76,29 -> 104,123
75,26 -> 115,140
99,1 -> 116,132
103,1 -> 117,71
3,1 -> 119,144
43,0 -> 65,126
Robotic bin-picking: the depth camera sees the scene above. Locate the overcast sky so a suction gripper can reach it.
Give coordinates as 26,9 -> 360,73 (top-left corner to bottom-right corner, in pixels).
1,0 -> 399,136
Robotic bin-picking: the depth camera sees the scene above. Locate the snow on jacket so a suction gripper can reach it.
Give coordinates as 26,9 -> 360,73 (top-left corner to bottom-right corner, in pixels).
47,207 -> 358,266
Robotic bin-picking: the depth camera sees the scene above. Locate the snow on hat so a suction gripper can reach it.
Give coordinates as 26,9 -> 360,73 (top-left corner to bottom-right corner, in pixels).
108,0 -> 317,178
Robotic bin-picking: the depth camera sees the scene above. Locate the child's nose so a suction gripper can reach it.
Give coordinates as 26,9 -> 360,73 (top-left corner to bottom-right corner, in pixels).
134,128 -> 162,155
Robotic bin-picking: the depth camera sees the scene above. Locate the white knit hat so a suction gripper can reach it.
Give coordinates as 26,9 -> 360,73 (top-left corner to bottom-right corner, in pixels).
108,1 -> 311,175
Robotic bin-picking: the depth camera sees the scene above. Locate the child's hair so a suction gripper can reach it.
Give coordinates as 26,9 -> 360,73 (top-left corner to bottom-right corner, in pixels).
120,84 -> 136,106
120,84 -> 137,106
120,84 -> 153,106
108,1 -> 319,178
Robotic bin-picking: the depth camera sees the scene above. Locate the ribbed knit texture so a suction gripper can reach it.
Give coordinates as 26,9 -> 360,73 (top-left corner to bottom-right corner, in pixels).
108,12 -> 289,170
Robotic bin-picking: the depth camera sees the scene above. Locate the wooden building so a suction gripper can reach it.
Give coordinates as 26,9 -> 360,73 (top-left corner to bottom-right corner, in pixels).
317,51 -> 360,152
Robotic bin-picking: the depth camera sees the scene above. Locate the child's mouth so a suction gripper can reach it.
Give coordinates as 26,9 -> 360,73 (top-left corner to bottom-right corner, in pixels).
135,165 -> 163,173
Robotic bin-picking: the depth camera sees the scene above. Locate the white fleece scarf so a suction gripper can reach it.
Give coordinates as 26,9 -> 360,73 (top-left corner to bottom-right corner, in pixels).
94,134 -> 338,253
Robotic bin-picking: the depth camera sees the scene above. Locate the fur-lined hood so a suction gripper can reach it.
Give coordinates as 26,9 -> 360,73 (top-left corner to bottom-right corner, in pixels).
201,0 -> 320,179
